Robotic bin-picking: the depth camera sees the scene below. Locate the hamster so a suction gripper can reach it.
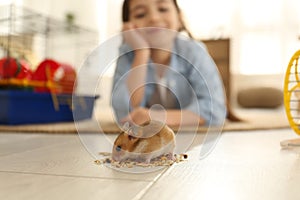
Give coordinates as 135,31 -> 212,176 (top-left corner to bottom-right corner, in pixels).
112,120 -> 176,163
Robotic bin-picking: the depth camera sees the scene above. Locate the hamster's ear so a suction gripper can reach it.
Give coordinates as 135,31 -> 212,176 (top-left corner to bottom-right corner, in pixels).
122,122 -> 130,131
127,126 -> 140,137
128,135 -> 134,140
127,134 -> 139,142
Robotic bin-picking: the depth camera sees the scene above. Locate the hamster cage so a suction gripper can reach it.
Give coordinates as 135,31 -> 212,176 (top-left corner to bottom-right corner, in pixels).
0,4 -> 99,124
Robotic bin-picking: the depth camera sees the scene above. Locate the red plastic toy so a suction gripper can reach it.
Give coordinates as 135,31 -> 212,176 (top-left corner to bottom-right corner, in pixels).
31,59 -> 77,94
0,57 -> 32,79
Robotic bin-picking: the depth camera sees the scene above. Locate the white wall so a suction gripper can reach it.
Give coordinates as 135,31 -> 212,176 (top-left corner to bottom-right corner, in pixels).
21,0 -> 100,30
180,0 -> 300,75
15,0 -> 104,69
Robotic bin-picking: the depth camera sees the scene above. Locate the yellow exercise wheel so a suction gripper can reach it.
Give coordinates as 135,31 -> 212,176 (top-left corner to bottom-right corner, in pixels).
284,49 -> 300,136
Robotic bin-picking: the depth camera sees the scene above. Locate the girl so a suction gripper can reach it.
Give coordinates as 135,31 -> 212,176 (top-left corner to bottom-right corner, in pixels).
111,0 -> 227,127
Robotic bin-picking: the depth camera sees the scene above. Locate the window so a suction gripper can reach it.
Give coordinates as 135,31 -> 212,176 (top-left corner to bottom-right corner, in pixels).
178,0 -> 300,75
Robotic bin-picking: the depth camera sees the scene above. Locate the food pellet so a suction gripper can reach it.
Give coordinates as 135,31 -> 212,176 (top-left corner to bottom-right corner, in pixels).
94,153 -> 188,168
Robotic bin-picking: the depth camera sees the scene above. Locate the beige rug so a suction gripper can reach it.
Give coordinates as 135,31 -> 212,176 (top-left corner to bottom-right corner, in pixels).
0,108 -> 290,134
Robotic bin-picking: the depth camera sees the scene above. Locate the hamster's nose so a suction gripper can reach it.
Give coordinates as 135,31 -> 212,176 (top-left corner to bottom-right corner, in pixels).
112,154 -> 120,162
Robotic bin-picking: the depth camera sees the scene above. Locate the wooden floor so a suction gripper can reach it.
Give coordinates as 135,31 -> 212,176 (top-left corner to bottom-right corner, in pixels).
1,129 -> 300,200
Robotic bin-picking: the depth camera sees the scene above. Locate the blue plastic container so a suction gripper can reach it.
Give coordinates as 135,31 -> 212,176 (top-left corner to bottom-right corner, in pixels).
0,90 -> 97,125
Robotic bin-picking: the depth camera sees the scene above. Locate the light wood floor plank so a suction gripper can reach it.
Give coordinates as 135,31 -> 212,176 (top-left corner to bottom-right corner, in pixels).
0,171 -> 151,200
139,130 -> 300,200
0,133 -> 75,157
0,133 -> 167,181
2,129 -> 300,200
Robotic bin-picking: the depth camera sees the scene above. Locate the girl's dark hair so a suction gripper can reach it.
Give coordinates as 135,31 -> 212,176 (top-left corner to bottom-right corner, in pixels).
122,0 -> 193,38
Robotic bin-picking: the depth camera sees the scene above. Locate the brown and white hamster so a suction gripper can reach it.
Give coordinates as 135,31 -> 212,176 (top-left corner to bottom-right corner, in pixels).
112,120 -> 176,163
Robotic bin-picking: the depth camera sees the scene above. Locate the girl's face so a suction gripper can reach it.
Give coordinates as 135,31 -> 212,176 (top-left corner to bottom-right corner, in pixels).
128,0 -> 181,47
128,0 -> 181,31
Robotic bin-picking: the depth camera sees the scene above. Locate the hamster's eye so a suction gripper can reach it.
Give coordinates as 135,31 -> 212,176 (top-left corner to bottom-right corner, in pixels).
116,145 -> 122,152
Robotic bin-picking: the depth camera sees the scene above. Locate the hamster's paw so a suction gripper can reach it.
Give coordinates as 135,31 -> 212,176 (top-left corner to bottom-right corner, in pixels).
144,157 -> 152,164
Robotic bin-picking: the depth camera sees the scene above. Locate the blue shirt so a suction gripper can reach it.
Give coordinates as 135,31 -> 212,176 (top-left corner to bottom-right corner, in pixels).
111,35 -> 226,126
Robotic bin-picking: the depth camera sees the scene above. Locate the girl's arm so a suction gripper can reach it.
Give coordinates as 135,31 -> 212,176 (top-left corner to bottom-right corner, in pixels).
121,107 -> 205,127
112,23 -> 151,121
122,23 -> 150,108
126,49 -> 150,108
156,109 -> 206,126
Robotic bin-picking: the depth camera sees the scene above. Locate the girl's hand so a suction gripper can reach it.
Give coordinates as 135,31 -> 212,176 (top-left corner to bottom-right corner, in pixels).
121,107 -> 151,125
122,23 -> 150,51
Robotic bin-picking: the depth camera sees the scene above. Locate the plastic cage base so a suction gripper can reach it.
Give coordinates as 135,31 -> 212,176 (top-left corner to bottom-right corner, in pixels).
0,90 -> 97,125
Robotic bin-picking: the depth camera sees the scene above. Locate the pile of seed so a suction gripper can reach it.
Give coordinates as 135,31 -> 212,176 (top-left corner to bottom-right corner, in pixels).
94,152 -> 188,168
